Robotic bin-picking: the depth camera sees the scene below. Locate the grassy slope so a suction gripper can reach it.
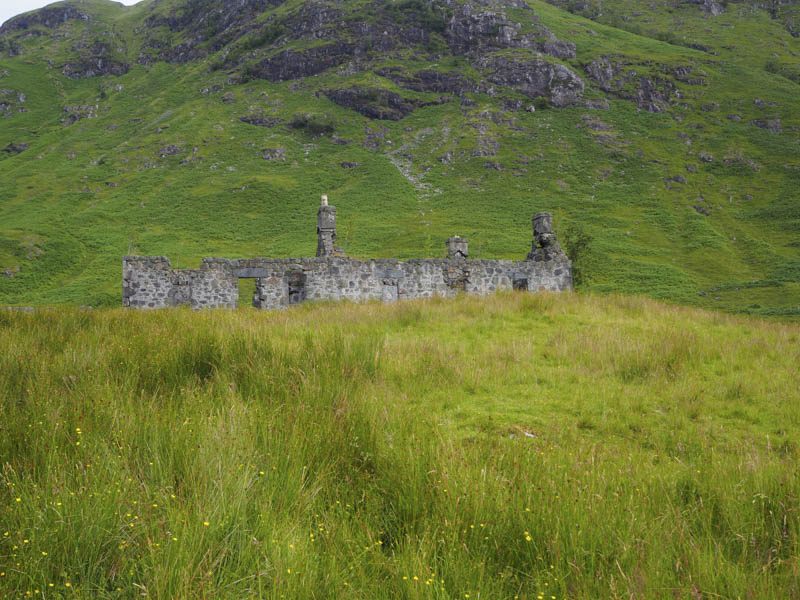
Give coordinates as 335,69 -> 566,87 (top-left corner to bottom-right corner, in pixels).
0,0 -> 798,316
1,294 -> 798,598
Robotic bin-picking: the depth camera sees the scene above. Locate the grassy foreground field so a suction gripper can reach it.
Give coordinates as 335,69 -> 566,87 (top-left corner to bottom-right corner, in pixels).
1,293 -> 799,599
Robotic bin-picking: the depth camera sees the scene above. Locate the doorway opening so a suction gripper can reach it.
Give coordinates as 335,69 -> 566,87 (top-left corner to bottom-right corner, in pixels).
238,278 -> 257,308
287,270 -> 307,305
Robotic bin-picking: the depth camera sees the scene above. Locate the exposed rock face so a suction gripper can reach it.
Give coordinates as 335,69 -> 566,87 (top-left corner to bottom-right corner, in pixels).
158,145 -> 183,158
687,0 -> 725,16
376,52 -> 585,108
62,104 -> 99,125
2,141 -> 29,155
139,40 -> 207,65
443,0 -> 576,59
375,67 -> 486,95
239,114 -> 283,127
752,119 -> 783,133
0,88 -> 26,117
704,0 -> 725,16
586,56 -> 676,113
251,44 -> 357,81
144,0 -> 284,42
142,0 -> 345,65
0,5 -> 90,35
132,0 -> 580,94
262,148 -> 287,161
62,58 -> 129,79
478,54 -> 585,107
0,0 -> 586,115
323,86 -> 449,120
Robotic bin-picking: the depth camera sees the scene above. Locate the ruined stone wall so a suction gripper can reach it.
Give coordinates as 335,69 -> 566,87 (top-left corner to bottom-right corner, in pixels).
123,207 -> 572,310
124,255 -> 571,310
123,257 -> 238,309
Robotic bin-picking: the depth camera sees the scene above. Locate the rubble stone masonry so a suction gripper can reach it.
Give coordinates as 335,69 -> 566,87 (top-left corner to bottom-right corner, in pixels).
123,202 -> 572,309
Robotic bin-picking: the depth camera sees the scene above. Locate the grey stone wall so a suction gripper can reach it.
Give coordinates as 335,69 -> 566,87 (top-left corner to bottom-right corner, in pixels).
123,254 -> 571,310
123,206 -> 572,310
123,256 -> 238,309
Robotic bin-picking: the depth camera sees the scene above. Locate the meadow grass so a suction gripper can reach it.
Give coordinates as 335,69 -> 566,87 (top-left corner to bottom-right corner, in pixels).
1,292 -> 798,599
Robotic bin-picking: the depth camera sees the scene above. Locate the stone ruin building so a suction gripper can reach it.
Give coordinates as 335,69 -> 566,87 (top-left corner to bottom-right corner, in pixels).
123,199 -> 572,309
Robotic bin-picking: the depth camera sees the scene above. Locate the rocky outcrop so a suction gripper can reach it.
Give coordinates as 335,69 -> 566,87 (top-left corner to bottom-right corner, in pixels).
239,114 -> 283,127
62,104 -> 99,125
323,86 -> 450,120
62,58 -> 129,79
144,0 -> 284,40
443,0 -> 576,59
376,43 -> 584,108
2,141 -> 28,155
251,44 -> 356,81
752,119 -> 783,133
0,88 -> 26,117
586,56 -> 677,113
135,0 -> 579,91
478,53 -> 585,106
375,67 -> 486,95
686,0 -> 725,16
0,5 -> 90,35
262,148 -> 287,161
141,0 -> 326,64
375,52 -> 584,108
53,39 -> 131,78
159,145 -> 183,158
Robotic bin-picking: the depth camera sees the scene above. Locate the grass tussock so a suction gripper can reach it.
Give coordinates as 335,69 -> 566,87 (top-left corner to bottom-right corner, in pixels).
1,293 -> 799,599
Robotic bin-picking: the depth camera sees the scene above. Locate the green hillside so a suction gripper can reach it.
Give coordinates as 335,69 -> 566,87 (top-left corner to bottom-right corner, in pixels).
0,0 -> 798,315
2,294 -> 799,598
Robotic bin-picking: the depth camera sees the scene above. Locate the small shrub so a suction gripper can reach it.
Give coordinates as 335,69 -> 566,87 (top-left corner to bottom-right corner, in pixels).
532,96 -> 551,111
765,59 -> 781,74
765,59 -> 800,84
560,222 -> 595,289
654,30 -> 679,45
242,22 -> 286,50
289,113 -> 337,136
387,0 -> 451,34
209,56 -> 225,72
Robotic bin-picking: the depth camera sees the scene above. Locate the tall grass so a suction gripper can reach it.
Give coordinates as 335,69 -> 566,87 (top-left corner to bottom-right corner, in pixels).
1,293 -> 798,598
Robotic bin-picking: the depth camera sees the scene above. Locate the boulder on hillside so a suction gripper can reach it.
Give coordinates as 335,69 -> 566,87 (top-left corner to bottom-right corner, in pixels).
2,141 -> 28,155
159,145 -> 183,158
62,104 -> 99,125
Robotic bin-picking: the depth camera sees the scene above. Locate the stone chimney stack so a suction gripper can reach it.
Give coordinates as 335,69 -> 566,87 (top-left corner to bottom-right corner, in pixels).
533,212 -> 554,239
527,211 -> 566,261
316,195 -> 343,257
446,236 -> 469,259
